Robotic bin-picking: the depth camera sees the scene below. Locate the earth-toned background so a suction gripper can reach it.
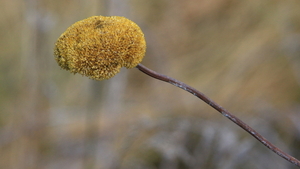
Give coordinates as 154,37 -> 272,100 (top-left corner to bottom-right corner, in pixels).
1,0 -> 300,168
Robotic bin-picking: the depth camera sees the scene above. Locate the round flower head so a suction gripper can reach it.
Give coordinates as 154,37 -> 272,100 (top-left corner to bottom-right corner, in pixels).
54,16 -> 146,80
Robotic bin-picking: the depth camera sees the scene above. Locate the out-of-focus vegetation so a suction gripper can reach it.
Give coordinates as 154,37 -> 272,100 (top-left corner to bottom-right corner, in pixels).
1,0 -> 300,168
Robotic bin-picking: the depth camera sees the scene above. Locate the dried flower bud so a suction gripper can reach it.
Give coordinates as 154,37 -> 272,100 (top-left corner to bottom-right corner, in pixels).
54,16 -> 146,80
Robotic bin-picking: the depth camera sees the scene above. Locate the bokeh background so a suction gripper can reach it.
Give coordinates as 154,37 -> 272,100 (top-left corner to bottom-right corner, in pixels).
1,0 -> 300,168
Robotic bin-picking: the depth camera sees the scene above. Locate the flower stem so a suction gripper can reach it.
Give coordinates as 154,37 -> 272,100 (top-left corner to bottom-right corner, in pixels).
136,63 -> 300,167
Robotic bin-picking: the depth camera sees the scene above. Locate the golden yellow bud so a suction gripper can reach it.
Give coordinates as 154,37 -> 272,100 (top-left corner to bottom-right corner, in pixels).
54,16 -> 146,80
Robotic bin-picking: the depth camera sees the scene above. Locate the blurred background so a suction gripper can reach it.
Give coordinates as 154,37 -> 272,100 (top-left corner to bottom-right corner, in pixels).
1,0 -> 300,168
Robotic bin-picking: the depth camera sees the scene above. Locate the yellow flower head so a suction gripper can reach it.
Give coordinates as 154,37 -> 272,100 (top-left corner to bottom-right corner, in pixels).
54,16 -> 146,80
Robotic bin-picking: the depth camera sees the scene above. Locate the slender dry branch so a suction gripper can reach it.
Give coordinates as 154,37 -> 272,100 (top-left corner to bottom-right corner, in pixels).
136,63 -> 300,167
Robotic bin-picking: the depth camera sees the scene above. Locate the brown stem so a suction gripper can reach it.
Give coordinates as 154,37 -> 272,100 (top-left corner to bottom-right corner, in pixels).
136,63 -> 300,167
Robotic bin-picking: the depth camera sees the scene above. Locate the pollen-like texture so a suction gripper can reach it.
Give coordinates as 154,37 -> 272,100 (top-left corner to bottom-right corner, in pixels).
54,16 -> 146,80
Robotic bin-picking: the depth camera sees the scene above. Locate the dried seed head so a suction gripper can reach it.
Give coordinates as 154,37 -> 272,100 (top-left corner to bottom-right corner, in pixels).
54,16 -> 146,80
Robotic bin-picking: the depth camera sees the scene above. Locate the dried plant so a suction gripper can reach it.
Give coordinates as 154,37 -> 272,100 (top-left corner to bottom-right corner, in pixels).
54,15 -> 300,167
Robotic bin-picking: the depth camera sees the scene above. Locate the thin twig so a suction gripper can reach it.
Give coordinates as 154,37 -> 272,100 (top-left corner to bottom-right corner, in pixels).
136,63 -> 300,167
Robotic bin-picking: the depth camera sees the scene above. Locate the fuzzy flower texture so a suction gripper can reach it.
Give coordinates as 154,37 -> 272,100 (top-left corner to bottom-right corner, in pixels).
54,16 -> 146,80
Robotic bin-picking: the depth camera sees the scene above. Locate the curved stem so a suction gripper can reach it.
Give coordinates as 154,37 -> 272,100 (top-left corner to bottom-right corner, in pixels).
136,63 -> 300,167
